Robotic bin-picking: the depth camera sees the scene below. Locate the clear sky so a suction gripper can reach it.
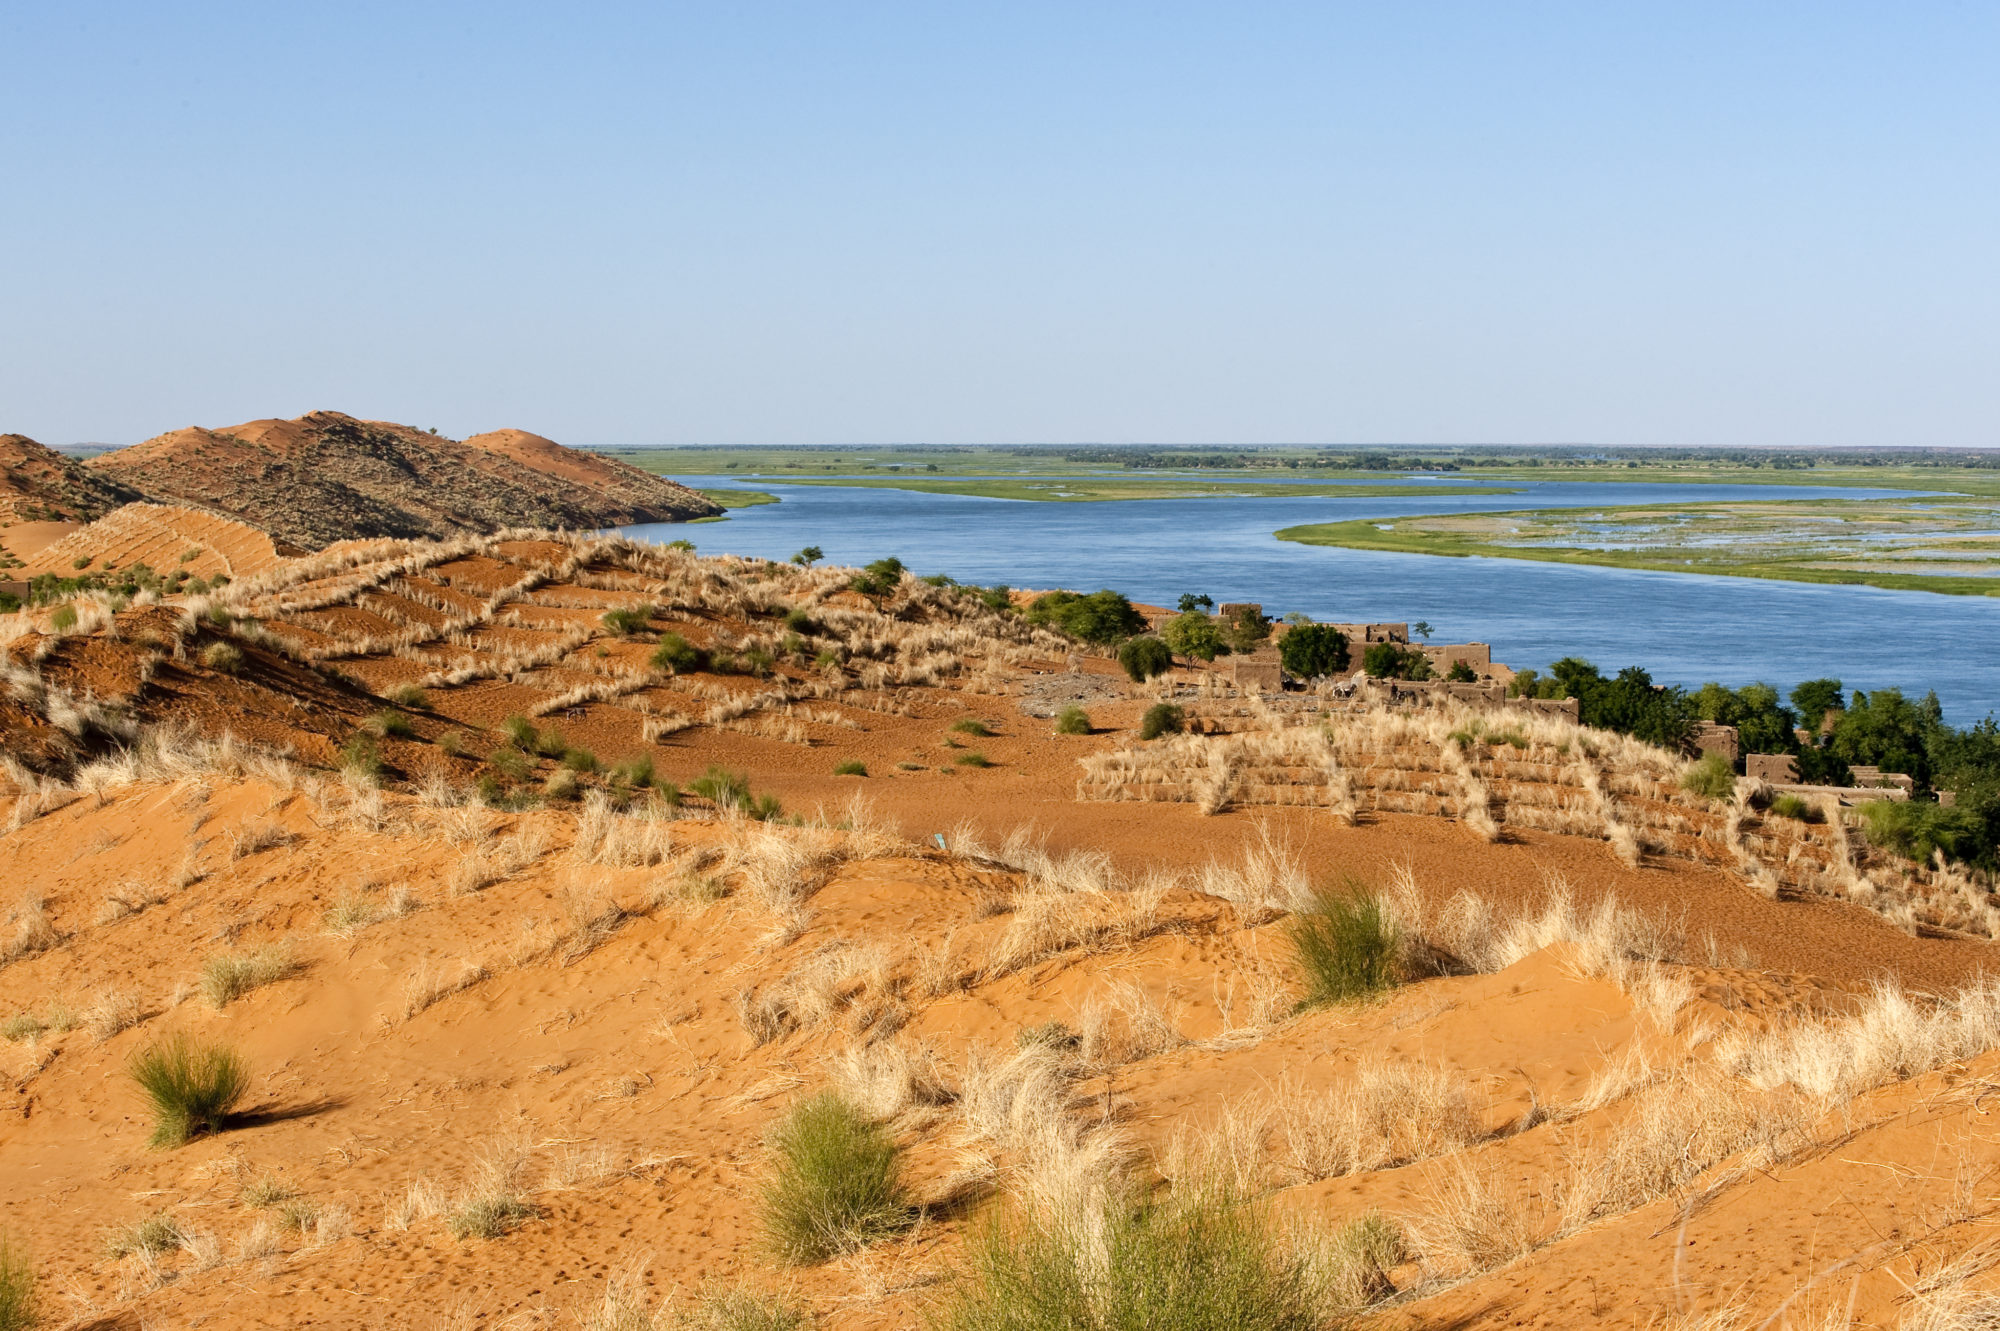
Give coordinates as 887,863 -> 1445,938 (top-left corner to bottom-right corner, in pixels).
3,3 -> 1995,449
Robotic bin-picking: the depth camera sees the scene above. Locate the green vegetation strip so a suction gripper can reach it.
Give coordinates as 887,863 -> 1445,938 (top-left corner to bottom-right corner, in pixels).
726,476 -> 1512,502
1276,500 -> 2000,598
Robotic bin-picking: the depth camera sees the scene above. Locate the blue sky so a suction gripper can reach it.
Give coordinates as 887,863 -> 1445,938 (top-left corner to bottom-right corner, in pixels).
2,3 -> 1995,448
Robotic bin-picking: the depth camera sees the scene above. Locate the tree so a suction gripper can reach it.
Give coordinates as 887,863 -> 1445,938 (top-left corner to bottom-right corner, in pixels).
1161,611 -> 1228,661
1117,636 -> 1174,682
1363,641 -> 1431,680
1790,678 -> 1845,731
1693,681 -> 1798,758
1447,660 -> 1477,683
1412,621 -> 1434,641
791,545 -> 824,566
1177,593 -> 1215,614
1278,624 -> 1349,678
1552,660 -> 1693,749
1024,590 -> 1146,645
1831,688 -> 1942,786
850,557 -> 905,596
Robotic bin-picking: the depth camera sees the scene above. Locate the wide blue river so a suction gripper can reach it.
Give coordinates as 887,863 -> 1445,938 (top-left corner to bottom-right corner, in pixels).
622,478 -> 2000,722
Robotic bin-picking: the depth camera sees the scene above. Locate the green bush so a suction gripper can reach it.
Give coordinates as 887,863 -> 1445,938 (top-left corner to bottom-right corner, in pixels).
676,1288 -> 809,1331
1024,589 -> 1147,645
388,683 -> 429,708
952,718 -> 994,737
1681,754 -> 1736,800
956,751 -> 993,768
691,766 -> 752,807
933,1183 -> 1321,1331
128,1034 -> 250,1148
0,1230 -> 34,1331
610,756 -> 655,788
834,759 -> 868,777
201,640 -> 244,674
850,557 -> 906,597
366,709 -> 415,739
1287,886 -> 1400,1008
562,747 -> 598,773
48,604 -> 77,632
438,730 -> 465,758
1446,660 -> 1478,683
1117,636 -> 1174,682
783,607 -> 818,634
543,769 -> 581,801
1054,706 -> 1091,736
1768,793 -> 1815,821
200,946 -> 297,1008
1138,704 -> 1184,741
761,1092 -> 913,1264
1362,641 -> 1431,680
791,545 -> 823,567
1225,605 -> 1271,654
1860,798 -> 1988,865
500,715 -> 539,749
1276,624 -> 1348,678
601,604 -> 656,636
533,726 -> 569,760
651,633 -> 702,673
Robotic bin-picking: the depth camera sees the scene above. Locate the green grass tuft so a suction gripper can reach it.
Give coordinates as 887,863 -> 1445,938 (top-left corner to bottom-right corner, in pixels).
0,1231 -> 33,1331
950,718 -> 993,737
1286,885 -> 1401,1008
834,759 -> 868,777
954,751 -> 993,768
499,715 -> 539,749
1681,753 -> 1736,800
387,683 -> 429,708
761,1092 -> 913,1264
127,1034 -> 249,1148
601,604 -> 656,636
366,709 -> 415,739
199,946 -> 297,1008
651,632 -> 702,673
933,1183 -> 1323,1331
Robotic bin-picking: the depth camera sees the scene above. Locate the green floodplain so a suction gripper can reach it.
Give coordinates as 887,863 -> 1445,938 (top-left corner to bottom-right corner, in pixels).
618,444 -> 2000,597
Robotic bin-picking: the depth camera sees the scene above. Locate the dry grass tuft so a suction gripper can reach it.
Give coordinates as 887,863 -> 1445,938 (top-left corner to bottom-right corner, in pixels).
199,945 -> 299,1008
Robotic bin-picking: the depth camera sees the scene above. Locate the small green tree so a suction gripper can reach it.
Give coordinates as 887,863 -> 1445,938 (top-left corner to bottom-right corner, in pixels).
1363,641 -> 1431,680
1024,590 -> 1146,644
1446,660 -> 1477,683
791,545 -> 824,566
1161,611 -> 1227,661
1117,636 -> 1173,682
1176,592 -> 1215,614
1277,624 -> 1348,678
1139,703 -> 1184,740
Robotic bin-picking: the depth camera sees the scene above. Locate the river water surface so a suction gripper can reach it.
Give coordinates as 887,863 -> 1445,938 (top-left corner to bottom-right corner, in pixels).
621,478 -> 2000,721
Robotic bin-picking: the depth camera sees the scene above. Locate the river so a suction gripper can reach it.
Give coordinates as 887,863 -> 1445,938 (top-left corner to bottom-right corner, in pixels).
620,478 -> 2000,721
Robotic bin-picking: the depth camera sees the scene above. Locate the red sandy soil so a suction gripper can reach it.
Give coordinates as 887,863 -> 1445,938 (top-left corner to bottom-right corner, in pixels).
4,536 -> 1999,1328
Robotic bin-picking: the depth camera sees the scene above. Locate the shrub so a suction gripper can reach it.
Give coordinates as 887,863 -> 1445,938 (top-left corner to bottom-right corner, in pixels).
500,715 -> 539,749
1362,641 -> 1431,680
388,683 -> 429,708
47,605 -> 77,633
783,607 -> 818,634
543,769 -> 581,801
200,946 -> 297,1008
1681,754 -> 1736,800
761,1092 -> 912,1264
1117,636 -> 1174,682
0,1230 -> 33,1331
438,730 -> 465,758
1226,605 -> 1271,654
562,747 -> 598,773
105,1214 -> 184,1259
791,545 -> 823,567
610,756 -> 655,788
955,751 -> 993,768
1860,798 -> 1988,865
834,759 -> 868,777
201,641 -> 244,674
652,632 -> 702,673
448,1195 -> 537,1241
534,727 -> 570,760
128,1034 -> 249,1147
1054,706 -> 1091,736
1446,660 -> 1478,683
1138,704 -> 1184,741
933,1183 -> 1321,1331
1326,1211 -> 1406,1308
1273,624 -> 1345,678
743,647 -> 776,677
367,709 -> 415,739
1024,589 -> 1146,645
667,538 -> 695,552
1287,886 -> 1400,1007
601,604 -> 655,636
850,557 -> 906,597
951,718 -> 994,737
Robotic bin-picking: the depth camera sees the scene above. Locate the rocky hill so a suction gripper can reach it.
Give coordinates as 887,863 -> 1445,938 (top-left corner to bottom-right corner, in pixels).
88,411 -> 719,549
0,433 -> 141,524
